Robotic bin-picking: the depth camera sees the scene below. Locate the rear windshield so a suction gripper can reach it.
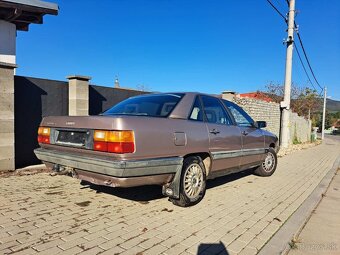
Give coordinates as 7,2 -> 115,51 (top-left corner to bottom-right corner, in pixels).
103,93 -> 184,118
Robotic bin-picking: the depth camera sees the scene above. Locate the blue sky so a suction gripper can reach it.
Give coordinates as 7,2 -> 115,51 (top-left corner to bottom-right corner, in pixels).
16,0 -> 340,100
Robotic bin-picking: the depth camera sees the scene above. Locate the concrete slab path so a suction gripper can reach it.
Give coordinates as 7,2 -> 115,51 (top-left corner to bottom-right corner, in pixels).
288,161 -> 340,255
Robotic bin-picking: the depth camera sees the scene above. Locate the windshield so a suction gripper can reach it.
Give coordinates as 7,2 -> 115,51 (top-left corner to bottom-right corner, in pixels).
103,93 -> 185,118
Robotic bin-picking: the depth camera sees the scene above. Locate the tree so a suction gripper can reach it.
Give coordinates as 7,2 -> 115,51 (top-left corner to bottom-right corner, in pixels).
262,82 -> 321,119
317,110 -> 332,131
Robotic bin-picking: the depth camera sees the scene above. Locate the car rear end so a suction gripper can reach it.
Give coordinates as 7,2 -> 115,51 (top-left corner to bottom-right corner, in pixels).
34,93 -> 187,188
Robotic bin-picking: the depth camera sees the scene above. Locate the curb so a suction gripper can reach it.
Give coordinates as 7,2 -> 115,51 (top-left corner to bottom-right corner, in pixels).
258,154 -> 340,255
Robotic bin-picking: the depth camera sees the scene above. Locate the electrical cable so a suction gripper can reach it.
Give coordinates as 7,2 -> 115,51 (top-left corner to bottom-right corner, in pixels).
265,0 -> 324,95
294,24 -> 324,92
266,0 -> 287,22
293,42 -> 316,90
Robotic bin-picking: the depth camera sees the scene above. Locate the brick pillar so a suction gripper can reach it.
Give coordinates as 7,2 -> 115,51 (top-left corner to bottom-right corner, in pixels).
67,75 -> 91,116
0,62 -> 16,171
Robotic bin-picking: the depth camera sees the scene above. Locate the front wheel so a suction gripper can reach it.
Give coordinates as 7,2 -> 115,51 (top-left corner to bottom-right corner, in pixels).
170,156 -> 206,207
254,148 -> 277,176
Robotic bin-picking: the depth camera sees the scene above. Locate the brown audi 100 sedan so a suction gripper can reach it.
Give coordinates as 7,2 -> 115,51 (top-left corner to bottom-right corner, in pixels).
35,92 -> 279,207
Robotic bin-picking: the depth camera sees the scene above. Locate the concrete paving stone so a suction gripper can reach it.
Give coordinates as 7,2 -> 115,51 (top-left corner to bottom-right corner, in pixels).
230,226 -> 247,236
238,232 -> 257,244
238,246 -> 258,255
60,246 -> 84,255
119,245 -> 145,255
78,246 -> 104,255
181,235 -> 202,248
99,245 -> 125,255
32,238 -> 64,252
26,224 -> 55,236
0,240 -> 20,251
120,229 -> 144,240
179,251 -> 193,255
0,231 -> 11,241
13,235 -> 41,247
105,222 -> 127,232
247,237 -> 267,250
80,237 -> 107,250
0,231 -> 30,244
57,237 -> 87,250
99,237 -> 125,250
228,239 -> 248,253
83,229 -> 109,241
157,230 -> 176,240
138,229 -> 162,239
103,230 -> 125,241
37,246 -> 63,255
139,237 -> 163,249
120,236 -> 144,250
144,244 -> 168,255
9,247 -> 37,255
256,230 -> 275,241
60,230 -> 88,242
161,235 -> 185,248
163,243 -> 188,255
219,234 -> 238,246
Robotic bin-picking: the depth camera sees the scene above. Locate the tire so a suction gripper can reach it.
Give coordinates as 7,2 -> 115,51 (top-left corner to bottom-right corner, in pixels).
170,156 -> 207,207
254,148 -> 277,176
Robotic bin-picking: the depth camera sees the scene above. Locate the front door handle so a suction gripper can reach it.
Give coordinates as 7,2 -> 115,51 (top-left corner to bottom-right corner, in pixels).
242,131 -> 249,136
209,129 -> 220,135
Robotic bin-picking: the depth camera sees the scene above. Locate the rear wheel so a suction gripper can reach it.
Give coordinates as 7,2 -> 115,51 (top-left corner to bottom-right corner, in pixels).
254,148 -> 277,176
170,156 -> 206,207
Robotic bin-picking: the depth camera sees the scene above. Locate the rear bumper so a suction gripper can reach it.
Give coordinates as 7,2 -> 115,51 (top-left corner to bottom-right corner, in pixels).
34,148 -> 183,179
75,170 -> 174,188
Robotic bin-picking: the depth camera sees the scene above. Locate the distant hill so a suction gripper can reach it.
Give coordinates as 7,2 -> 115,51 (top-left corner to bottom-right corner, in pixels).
315,98 -> 340,112
326,98 -> 340,112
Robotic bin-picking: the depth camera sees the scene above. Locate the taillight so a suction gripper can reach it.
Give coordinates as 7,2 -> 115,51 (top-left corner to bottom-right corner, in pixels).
38,127 -> 50,144
93,130 -> 135,153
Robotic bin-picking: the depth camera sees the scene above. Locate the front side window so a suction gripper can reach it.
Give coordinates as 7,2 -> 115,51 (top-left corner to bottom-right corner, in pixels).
103,93 -> 184,118
201,96 -> 232,125
222,100 -> 254,127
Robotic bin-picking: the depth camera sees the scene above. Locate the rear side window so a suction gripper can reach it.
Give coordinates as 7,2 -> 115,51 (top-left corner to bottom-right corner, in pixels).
222,100 -> 254,127
189,97 -> 204,121
103,93 -> 184,118
201,96 -> 233,125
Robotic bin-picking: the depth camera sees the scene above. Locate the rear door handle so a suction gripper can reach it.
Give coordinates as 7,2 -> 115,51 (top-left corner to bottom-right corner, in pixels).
209,129 -> 220,135
242,131 -> 249,136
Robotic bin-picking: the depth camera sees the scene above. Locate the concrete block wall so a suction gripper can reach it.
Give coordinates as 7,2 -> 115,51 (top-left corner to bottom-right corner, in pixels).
232,97 -> 281,138
0,62 -> 16,170
232,97 -> 311,144
289,111 -> 311,143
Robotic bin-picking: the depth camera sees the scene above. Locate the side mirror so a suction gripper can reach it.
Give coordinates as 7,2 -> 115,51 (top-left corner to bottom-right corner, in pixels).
255,121 -> 267,129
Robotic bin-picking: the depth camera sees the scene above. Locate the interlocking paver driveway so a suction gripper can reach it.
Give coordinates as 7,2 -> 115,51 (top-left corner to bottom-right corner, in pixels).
1,138 -> 339,255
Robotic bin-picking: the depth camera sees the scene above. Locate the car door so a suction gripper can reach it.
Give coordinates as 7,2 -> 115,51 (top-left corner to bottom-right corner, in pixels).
222,100 -> 265,167
200,96 -> 242,173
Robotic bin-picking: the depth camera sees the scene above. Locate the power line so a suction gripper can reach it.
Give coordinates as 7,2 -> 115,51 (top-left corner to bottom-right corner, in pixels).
265,0 -> 323,95
293,42 -> 321,95
294,27 -> 324,92
273,0 -> 286,10
266,0 -> 287,22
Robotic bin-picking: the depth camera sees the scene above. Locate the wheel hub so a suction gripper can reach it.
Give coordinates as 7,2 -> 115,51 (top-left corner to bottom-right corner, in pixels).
184,163 -> 203,199
263,152 -> 275,172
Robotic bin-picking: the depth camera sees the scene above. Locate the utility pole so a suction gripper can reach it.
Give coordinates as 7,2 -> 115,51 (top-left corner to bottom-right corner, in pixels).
321,87 -> 327,140
280,0 -> 295,148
